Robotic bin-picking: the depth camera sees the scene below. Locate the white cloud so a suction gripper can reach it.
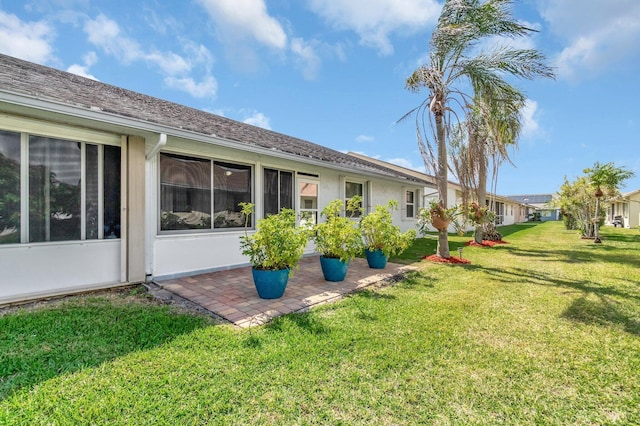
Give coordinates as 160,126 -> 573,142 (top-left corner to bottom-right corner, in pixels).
84,14 -> 143,63
387,157 -> 423,171
66,64 -> 96,79
83,14 -> 217,98
307,0 -> 440,55
0,10 -> 55,64
355,135 -> 374,143
67,51 -> 99,80
520,99 -> 540,138
243,111 -> 271,130
145,51 -> 191,76
165,75 -> 218,98
84,14 -> 192,75
291,37 -> 321,80
538,0 -> 640,79
196,0 -> 287,50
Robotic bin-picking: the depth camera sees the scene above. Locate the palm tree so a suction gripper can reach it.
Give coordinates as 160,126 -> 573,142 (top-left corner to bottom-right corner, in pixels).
451,93 -> 525,244
403,0 -> 554,257
584,162 -> 635,243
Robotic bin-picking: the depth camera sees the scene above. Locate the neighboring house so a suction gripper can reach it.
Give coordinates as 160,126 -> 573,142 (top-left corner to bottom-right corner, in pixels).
608,189 -> 640,228
0,54 -> 430,305
506,194 -> 560,221
347,152 -> 524,231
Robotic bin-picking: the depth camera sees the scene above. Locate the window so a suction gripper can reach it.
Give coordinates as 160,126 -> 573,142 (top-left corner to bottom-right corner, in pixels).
299,178 -> 318,229
29,136 -> 82,241
213,161 -> 251,228
405,190 -> 416,219
160,153 -> 252,231
493,201 -> 505,225
0,129 -> 121,244
161,154 -> 211,230
263,168 -> 293,216
345,181 -> 363,217
0,131 -> 21,244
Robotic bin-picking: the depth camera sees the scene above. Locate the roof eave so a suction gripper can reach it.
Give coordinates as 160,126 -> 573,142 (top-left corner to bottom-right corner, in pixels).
0,89 -> 427,185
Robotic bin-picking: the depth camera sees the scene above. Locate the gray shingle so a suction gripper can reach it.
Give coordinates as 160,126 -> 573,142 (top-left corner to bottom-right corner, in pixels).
0,53 -> 426,184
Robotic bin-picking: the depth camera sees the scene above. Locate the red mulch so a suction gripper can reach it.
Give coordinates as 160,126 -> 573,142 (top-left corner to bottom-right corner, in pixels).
423,254 -> 471,264
466,240 -> 509,247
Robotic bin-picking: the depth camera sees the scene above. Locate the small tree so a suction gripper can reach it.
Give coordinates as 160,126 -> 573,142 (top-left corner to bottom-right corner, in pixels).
555,164 -> 635,240
360,200 -> 416,258
314,197 -> 363,262
584,162 -> 635,243
239,203 -> 309,273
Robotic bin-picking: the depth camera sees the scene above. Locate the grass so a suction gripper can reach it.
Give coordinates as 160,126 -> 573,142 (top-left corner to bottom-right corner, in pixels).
1,222 -> 639,424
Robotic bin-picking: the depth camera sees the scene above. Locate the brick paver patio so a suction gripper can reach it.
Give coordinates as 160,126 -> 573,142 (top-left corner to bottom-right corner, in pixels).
158,256 -> 416,328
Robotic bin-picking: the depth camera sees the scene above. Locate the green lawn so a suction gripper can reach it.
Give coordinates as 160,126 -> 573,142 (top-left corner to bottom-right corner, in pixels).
1,222 -> 639,424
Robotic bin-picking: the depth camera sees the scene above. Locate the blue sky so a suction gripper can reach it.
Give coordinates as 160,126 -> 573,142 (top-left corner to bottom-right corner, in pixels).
1,0 -> 639,196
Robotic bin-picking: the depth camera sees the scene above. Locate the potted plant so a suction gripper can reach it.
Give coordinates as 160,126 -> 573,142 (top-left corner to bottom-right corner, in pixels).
313,196 -> 363,281
417,199 -> 461,233
239,203 -> 309,299
359,200 -> 416,269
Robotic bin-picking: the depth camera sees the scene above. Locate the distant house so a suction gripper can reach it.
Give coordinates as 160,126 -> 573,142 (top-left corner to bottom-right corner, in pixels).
347,152 -> 526,230
0,54 -> 431,305
506,194 -> 560,221
608,189 -> 640,228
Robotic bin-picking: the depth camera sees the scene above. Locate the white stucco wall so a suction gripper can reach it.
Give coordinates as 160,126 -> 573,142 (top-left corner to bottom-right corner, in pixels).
0,240 -> 121,304
148,137 -> 424,280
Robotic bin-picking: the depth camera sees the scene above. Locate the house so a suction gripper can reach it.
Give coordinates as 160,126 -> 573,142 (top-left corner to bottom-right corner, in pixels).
505,194 -> 560,221
347,152 -> 525,230
0,53 -> 432,305
608,189 -> 640,228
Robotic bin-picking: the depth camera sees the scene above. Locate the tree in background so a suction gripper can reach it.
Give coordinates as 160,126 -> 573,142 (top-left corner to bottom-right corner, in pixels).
583,162 -> 634,243
555,163 -> 634,240
555,176 -> 597,238
403,0 -> 554,257
0,152 -> 20,243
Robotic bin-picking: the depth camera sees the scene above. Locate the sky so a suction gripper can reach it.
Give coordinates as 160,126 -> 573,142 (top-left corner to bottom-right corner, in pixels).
1,0 -> 639,196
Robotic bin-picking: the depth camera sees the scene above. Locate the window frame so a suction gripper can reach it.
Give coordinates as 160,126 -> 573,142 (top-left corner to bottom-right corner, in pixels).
297,175 -> 319,229
342,177 -> 367,218
403,188 -> 418,220
158,151 -> 254,234
262,167 -> 294,217
0,116 -> 121,246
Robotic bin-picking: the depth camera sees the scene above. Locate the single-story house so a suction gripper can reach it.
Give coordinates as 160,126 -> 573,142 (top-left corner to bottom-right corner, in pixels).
347,152 -> 525,231
608,189 -> 640,229
505,194 -> 561,221
0,53 -> 432,305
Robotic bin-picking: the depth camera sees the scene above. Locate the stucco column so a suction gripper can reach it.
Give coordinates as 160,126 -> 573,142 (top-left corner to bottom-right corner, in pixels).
126,135 -> 146,282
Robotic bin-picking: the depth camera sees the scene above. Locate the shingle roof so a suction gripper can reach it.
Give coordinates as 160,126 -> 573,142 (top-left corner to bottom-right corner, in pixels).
0,53 -> 426,184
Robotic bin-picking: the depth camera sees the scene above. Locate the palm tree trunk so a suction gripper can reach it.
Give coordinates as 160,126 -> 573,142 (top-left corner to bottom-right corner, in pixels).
435,109 -> 450,258
474,143 -> 488,244
594,197 -> 602,243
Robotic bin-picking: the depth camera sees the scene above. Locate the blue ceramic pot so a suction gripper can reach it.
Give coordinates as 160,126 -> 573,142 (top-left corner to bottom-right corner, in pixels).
365,249 -> 388,269
320,256 -> 350,282
251,268 -> 289,299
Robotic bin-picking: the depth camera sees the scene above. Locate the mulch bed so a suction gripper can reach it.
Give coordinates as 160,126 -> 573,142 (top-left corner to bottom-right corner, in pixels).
422,240 -> 510,264
465,240 -> 509,247
423,254 -> 471,264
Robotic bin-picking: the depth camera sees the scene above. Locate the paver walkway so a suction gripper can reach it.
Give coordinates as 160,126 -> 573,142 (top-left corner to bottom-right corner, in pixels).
158,256 -> 416,328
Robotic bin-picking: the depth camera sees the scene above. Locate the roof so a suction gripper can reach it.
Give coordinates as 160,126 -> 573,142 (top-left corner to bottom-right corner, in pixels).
348,152 -> 524,204
0,53 -> 427,184
347,152 -> 438,187
505,194 -> 553,204
622,188 -> 640,198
